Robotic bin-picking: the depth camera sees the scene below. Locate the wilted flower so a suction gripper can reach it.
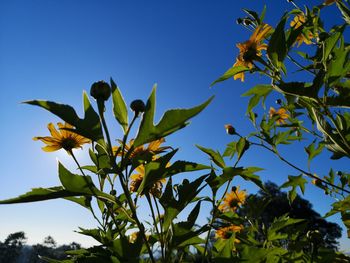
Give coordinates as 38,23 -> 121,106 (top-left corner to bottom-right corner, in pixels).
269,107 -> 289,124
225,124 -> 236,135
233,24 -> 272,81
215,225 -> 243,241
33,122 -> 90,154
219,186 -> 247,212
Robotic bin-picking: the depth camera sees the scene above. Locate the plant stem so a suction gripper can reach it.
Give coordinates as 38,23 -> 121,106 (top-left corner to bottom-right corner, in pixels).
250,141 -> 350,194
146,194 -> 165,261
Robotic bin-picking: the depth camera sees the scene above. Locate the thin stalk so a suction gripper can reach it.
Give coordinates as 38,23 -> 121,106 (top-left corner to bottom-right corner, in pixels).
97,105 -> 156,263
146,194 -> 165,261
153,195 -> 166,258
70,150 -> 106,230
250,141 -> 350,194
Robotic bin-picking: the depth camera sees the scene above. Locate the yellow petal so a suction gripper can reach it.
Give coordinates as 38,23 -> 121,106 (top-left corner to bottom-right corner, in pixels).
47,123 -> 61,139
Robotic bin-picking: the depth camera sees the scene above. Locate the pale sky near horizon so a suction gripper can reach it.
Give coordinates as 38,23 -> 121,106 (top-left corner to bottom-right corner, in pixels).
1,0 -> 349,251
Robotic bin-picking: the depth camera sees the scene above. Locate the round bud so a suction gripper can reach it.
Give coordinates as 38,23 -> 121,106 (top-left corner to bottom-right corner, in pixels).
337,171 -> 343,176
110,190 -> 117,196
243,18 -> 252,26
90,81 -> 111,101
225,124 -> 236,135
236,18 -> 243,24
130,99 -> 146,115
276,99 -> 282,105
318,32 -> 329,42
232,186 -> 237,192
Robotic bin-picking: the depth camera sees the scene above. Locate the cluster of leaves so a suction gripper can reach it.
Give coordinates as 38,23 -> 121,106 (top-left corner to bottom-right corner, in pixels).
1,0 -> 350,262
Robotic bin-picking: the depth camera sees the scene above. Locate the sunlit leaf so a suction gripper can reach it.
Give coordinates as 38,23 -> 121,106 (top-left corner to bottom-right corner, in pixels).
133,85 -> 213,147
111,78 -> 128,133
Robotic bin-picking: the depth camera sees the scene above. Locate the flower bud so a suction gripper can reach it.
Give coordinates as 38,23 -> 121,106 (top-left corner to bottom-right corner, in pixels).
130,99 -> 146,115
110,190 -> 117,196
225,124 -> 236,135
90,81 -> 111,101
276,99 -> 282,105
243,18 -> 252,26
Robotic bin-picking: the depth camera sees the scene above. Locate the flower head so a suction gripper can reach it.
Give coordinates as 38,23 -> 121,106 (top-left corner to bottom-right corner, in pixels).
269,107 -> 289,124
290,13 -> 314,46
33,122 -> 90,154
130,163 -> 167,197
215,225 -> 243,241
233,24 -> 272,81
113,138 -> 171,159
219,186 -> 247,212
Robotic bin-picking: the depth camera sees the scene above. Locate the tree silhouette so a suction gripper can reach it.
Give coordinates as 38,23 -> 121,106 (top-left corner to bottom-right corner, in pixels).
240,181 -> 342,251
0,231 -> 27,262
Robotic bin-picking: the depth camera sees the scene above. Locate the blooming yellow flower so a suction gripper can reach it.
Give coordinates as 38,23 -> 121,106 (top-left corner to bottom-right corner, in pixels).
233,24 -> 272,81
215,225 -> 243,241
269,107 -> 289,124
130,163 -> 167,197
113,138 -> 171,158
219,187 -> 247,212
33,122 -> 90,154
290,13 -> 314,46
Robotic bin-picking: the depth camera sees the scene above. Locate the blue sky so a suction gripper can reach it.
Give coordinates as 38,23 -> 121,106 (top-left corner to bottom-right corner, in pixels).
1,0 -> 349,250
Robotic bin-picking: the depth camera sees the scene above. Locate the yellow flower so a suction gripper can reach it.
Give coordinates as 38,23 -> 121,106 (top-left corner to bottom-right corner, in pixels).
290,13 -> 314,46
215,225 -> 243,241
113,138 -> 171,158
219,187 -> 247,212
269,107 -> 289,124
233,24 -> 272,81
130,163 -> 167,197
33,122 -> 90,154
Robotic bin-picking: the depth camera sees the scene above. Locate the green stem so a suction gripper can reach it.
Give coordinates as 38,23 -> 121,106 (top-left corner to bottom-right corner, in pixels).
70,150 -> 106,230
146,194 -> 165,261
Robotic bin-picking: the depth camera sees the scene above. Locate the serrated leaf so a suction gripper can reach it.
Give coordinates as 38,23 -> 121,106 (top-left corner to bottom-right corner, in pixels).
196,145 -> 225,168
24,92 -> 104,143
133,86 -> 213,147
242,84 -> 272,112
111,78 -> 128,133
280,175 -> 307,203
0,186 -> 80,204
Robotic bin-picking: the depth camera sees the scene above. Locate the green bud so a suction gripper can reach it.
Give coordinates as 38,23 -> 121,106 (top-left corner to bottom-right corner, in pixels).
90,81 -> 111,101
110,190 -> 117,196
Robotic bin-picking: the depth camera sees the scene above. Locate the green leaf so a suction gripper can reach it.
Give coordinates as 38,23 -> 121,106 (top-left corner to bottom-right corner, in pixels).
133,85 -> 213,147
267,15 -> 287,69
223,141 -> 237,159
304,140 -> 324,163
0,186 -> 81,204
111,78 -> 128,133
242,84 -> 272,112
159,174 -> 208,230
58,162 -> 115,203
196,145 -> 225,168
280,175 -> 308,203
24,92 -> 104,143
211,66 -> 250,87
236,137 -> 249,161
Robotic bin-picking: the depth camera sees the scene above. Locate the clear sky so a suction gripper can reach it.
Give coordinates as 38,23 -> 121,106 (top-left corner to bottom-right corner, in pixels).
1,0 -> 349,251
